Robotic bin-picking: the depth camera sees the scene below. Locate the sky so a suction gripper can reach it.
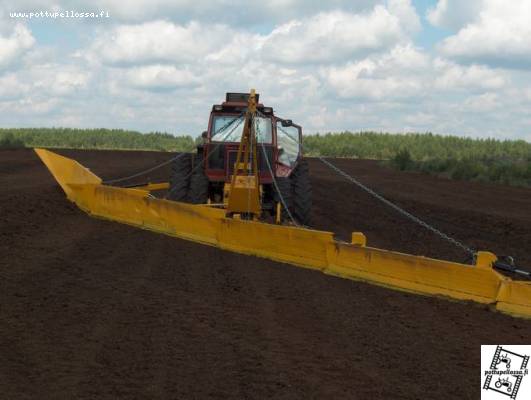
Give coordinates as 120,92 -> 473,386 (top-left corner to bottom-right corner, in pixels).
0,0 -> 530,140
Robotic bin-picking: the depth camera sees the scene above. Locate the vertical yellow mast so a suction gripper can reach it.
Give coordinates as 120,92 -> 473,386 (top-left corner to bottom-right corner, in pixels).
226,89 -> 261,218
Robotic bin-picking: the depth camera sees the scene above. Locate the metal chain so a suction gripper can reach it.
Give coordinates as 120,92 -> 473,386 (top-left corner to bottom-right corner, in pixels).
318,156 -> 476,257
103,113 -> 244,185
255,115 -> 299,226
103,154 -> 184,185
260,109 -> 472,253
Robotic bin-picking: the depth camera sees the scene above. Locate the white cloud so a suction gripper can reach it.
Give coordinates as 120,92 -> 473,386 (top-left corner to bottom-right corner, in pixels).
0,61 -> 90,121
55,0 -> 379,24
437,0 -> 531,68
0,0 -> 384,27
433,58 -> 507,91
387,0 -> 421,33
91,3 -> 419,67
381,43 -> 430,69
427,0 -> 483,30
0,23 -> 34,68
0,96 -> 61,115
321,50 -> 508,117
48,70 -> 90,96
323,59 -> 423,100
123,65 -> 199,90
261,6 -> 413,64
91,20 -> 236,65
321,44 -> 428,100
404,112 -> 437,126
19,64 -> 90,96
0,73 -> 30,99
462,92 -> 498,112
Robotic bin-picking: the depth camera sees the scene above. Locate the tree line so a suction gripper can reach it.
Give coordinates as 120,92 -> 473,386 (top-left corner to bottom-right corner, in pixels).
303,131 -> 529,161
1,128 -> 529,187
0,128 -> 196,152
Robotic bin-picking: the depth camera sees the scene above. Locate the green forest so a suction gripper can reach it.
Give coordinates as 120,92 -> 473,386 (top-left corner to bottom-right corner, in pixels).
1,128 -> 530,187
304,132 -> 531,187
0,128 -> 196,152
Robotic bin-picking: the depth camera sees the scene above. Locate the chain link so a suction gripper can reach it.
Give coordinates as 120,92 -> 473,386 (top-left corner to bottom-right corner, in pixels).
318,156 -> 476,257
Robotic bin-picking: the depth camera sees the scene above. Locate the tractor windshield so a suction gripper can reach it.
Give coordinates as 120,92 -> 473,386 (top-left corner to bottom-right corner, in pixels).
211,115 -> 272,143
276,122 -> 300,167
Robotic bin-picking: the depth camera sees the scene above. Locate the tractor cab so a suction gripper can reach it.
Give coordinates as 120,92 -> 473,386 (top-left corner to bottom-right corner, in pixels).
203,92 -> 303,183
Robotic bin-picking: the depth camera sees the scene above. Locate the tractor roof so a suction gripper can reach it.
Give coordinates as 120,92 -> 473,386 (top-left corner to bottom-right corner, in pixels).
212,92 -> 272,114
225,92 -> 259,103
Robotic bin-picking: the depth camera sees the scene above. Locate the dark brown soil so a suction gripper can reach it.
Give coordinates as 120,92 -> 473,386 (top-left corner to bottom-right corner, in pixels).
1,148 -> 530,400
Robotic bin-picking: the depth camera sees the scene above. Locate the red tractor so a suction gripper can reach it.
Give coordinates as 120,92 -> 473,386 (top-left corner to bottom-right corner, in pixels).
168,91 -> 312,225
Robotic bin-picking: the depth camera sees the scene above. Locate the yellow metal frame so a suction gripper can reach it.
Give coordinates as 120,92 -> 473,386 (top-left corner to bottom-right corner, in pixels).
132,182 -> 169,191
226,89 -> 261,217
35,148 -> 531,319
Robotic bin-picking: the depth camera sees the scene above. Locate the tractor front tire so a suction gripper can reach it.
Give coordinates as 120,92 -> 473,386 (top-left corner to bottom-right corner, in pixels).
168,153 -> 192,202
188,153 -> 209,204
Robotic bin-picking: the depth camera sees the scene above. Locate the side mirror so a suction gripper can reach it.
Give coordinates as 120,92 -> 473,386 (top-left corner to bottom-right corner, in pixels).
201,131 -> 208,139
281,119 -> 292,127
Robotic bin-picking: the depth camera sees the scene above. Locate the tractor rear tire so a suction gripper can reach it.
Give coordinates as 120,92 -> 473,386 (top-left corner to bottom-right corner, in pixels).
291,160 -> 312,226
168,153 -> 192,202
188,153 -> 209,204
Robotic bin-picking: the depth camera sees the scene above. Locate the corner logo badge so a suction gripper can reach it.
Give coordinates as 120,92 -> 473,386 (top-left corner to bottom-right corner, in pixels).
482,345 -> 530,399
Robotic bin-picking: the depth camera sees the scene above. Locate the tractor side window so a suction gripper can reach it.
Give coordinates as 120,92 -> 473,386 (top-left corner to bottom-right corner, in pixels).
276,122 -> 300,167
255,117 -> 272,143
211,115 -> 272,143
